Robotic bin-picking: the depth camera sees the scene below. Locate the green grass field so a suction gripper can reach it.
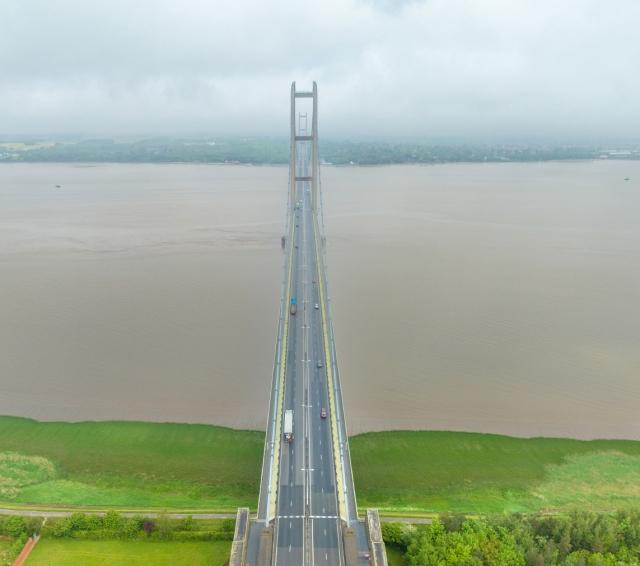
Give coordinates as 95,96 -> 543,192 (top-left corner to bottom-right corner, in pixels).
350,431 -> 640,514
0,537 -> 15,564
2,416 -> 640,515
26,539 -> 231,565
0,416 -> 262,511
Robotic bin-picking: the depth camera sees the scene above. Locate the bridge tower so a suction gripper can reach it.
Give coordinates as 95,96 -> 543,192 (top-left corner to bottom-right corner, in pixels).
290,81 -> 319,211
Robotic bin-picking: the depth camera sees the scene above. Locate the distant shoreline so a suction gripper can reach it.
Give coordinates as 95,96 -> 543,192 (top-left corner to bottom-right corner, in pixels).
0,157 -> 635,167
2,138 -> 638,166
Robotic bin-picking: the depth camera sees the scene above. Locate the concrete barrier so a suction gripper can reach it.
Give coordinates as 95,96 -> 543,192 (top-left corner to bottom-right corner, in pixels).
366,509 -> 388,566
229,508 -> 249,566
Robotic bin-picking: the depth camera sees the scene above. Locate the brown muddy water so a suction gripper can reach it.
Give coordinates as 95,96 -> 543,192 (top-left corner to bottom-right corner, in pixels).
1,162 -> 639,438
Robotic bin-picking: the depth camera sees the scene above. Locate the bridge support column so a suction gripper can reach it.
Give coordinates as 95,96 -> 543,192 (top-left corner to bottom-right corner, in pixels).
366,509 -> 389,566
229,508 -> 250,566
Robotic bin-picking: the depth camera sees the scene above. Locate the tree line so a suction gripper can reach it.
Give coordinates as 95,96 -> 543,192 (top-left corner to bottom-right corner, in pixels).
383,510 -> 640,565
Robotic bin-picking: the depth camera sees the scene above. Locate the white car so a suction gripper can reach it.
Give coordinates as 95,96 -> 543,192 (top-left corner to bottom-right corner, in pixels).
314,303 -> 319,310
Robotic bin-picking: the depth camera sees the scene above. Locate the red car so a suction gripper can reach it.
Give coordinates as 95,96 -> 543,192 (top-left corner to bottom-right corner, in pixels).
320,408 -> 327,419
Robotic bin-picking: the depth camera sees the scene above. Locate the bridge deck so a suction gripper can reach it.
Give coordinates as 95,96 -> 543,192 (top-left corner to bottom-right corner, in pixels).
245,82 -> 378,566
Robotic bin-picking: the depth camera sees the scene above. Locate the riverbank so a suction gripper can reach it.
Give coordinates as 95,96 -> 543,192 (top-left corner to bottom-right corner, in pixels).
2,417 -> 640,516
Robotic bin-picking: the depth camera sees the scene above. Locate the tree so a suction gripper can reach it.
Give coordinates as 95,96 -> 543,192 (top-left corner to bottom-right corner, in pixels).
4,516 -> 27,537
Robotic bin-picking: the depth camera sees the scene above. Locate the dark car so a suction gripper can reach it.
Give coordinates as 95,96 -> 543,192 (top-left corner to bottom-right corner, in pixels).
320,408 -> 327,419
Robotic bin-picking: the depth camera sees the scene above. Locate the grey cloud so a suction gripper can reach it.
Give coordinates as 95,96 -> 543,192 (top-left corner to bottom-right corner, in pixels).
1,0 -> 639,140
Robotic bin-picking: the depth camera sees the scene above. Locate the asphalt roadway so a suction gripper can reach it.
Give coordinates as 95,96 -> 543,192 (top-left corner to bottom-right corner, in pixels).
273,163 -> 342,565
246,147 -> 366,565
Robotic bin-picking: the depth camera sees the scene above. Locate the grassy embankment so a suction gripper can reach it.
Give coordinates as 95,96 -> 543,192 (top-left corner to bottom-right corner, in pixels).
2,416 -> 640,515
26,540 -> 231,566
350,431 -> 640,515
0,416 -> 262,511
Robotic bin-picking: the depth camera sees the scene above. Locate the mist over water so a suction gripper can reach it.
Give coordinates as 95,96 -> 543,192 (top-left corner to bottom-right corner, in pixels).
1,162 -> 639,438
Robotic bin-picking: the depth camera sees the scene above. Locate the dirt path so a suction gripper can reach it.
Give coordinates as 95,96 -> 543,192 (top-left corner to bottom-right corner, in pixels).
12,535 -> 38,566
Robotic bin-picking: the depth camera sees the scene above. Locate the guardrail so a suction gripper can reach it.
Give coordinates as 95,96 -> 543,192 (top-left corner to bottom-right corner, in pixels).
313,217 -> 348,523
266,220 -> 296,523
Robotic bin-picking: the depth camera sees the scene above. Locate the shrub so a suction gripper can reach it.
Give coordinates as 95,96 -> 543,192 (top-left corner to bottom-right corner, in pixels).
103,510 -> 123,531
5,532 -> 28,565
122,519 -> 142,539
48,518 -> 73,538
142,519 -> 156,536
24,516 -> 43,536
4,516 -> 27,537
67,512 -> 90,531
221,518 -> 235,536
382,522 -> 410,546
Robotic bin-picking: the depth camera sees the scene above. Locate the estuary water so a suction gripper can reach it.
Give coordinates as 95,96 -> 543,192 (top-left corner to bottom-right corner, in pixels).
1,161 -> 639,438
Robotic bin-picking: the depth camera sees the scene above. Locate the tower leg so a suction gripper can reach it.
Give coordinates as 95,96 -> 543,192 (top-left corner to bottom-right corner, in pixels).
311,81 -> 319,211
290,81 -> 297,209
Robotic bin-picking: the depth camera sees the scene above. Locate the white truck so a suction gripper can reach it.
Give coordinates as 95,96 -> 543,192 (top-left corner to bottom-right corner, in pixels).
283,409 -> 294,442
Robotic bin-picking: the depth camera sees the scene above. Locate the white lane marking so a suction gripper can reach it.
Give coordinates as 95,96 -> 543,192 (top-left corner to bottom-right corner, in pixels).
276,515 -> 339,519
311,516 -> 315,566
273,517 -> 280,566
336,519 -> 344,565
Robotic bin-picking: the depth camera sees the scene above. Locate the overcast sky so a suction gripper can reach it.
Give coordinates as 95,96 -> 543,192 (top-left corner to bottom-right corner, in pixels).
2,0 -> 639,141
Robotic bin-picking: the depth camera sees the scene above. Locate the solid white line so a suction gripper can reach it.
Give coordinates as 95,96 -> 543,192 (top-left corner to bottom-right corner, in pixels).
336,518 -> 344,566
273,518 -> 280,564
276,515 -> 339,519
311,517 -> 315,566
